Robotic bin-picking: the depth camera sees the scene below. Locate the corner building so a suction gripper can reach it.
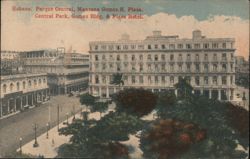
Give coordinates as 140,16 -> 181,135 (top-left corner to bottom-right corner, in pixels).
89,30 -> 235,101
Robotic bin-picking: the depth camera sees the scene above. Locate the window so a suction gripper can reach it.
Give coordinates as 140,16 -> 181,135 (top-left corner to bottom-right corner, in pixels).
161,44 -> 165,49
108,45 -> 114,50
95,75 -> 99,84
161,64 -> 166,71
148,64 -> 152,71
213,64 -> 217,72
154,44 -> 158,49
186,44 -> 192,49
95,64 -> 99,69
155,55 -> 158,61
195,64 -> 200,72
170,54 -> 174,61
132,55 -> 135,61
195,76 -> 200,86
131,45 -> 136,49
95,55 -> 99,61
101,45 -> 106,50
17,82 -> 20,90
161,54 -> 165,60
169,44 -> 175,49
187,64 -> 191,72
102,76 -> 106,84
95,45 -> 98,50
222,43 -> 226,48
139,76 -> 143,84
213,76 -> 217,85
155,64 -> 159,71
109,55 -> 113,59
10,83 -> 14,92
123,45 -> 128,50
139,64 -> 143,71
162,76 -> 165,83
204,76 -> 209,85
147,54 -> 152,60
222,64 -> 227,72
23,81 -> 26,89
222,76 -> 227,85
204,64 -> 209,72
109,63 -> 113,69
117,55 -> 120,61
3,84 -> 7,93
148,45 -> 151,49
139,55 -> 143,60
155,76 -> 159,84
213,54 -> 217,60
178,44 -> 183,49
116,65 -> 121,71
138,45 -> 144,50
116,45 -> 121,50
212,43 -> 218,48
34,80 -> 37,87
230,76 -> 233,84
178,54 -> 182,61
195,54 -> 199,61
194,43 -> 200,49
170,76 -> 174,84
28,80 -> 32,87
132,76 -> 136,84
222,53 -> 227,60
148,76 -> 152,84
132,64 -> 136,71
124,54 -> 128,60
203,43 -> 209,49
102,55 -> 106,60
187,54 -> 191,61
170,64 -> 174,72
204,54 -> 208,61
178,64 -> 183,72
102,64 -> 106,70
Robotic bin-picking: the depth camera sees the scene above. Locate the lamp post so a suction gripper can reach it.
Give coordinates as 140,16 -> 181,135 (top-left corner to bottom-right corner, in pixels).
66,113 -> 69,124
19,137 -> 22,155
46,123 -> 49,139
57,104 -> 59,131
33,123 -> 39,147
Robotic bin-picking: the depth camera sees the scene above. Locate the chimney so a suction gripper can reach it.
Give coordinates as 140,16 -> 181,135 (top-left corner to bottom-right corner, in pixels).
192,30 -> 202,39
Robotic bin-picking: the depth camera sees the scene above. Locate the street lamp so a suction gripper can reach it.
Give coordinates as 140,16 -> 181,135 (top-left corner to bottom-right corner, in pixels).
57,104 -> 59,131
19,137 -> 22,155
66,113 -> 69,124
33,123 -> 39,147
46,123 -> 49,139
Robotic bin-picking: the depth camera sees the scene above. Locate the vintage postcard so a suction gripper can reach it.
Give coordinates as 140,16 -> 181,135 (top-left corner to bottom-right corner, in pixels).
0,0 -> 249,158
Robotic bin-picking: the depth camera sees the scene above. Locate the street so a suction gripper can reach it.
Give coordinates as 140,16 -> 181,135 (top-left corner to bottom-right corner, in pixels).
0,95 -> 81,157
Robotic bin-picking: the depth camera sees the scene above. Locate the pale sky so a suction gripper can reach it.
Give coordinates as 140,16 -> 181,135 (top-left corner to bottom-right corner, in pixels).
1,0 -> 249,59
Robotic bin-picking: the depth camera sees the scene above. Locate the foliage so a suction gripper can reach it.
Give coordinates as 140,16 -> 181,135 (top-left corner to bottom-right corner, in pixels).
110,73 -> 124,86
174,77 -> 193,98
4,151 -> 39,158
90,101 -> 109,118
114,88 -> 157,117
236,73 -> 249,88
89,112 -> 144,142
79,93 -> 96,107
155,95 -> 248,158
140,119 -> 206,159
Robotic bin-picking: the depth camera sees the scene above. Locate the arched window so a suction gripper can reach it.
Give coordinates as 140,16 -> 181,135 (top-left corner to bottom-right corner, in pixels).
34,79 -> 37,87
38,79 -> 42,85
3,84 -> 7,93
43,78 -> 46,83
10,83 -> 14,92
23,81 -> 26,89
28,80 -> 32,87
17,82 -> 20,91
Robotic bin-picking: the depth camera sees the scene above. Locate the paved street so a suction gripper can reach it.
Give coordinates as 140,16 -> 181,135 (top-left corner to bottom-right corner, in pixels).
0,95 -> 81,157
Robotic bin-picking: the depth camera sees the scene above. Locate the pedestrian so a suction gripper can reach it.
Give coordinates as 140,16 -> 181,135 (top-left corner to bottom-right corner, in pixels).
52,138 -> 55,147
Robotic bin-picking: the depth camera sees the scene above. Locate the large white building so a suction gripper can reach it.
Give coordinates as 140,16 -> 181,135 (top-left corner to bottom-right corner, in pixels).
89,30 -> 236,101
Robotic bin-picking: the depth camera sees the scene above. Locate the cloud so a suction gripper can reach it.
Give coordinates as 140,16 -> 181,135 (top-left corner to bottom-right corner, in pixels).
1,1 -> 249,59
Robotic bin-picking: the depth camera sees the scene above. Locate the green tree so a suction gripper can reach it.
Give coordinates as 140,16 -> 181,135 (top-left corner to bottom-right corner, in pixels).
174,77 -> 193,98
90,101 -> 109,118
110,73 -> 124,87
113,88 -> 158,117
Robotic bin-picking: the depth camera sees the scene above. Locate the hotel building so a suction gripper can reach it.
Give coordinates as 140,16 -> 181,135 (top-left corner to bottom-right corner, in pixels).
89,30 -> 236,101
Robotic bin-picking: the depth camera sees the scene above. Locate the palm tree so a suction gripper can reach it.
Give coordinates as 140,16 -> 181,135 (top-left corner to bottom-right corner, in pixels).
110,73 -> 124,88
174,77 -> 193,98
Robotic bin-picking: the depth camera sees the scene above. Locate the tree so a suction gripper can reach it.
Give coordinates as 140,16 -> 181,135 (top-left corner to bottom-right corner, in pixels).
140,119 -> 206,159
155,96 -> 248,158
110,73 -> 124,87
174,77 -> 193,98
90,101 -> 109,118
79,93 -> 96,108
113,88 -> 158,117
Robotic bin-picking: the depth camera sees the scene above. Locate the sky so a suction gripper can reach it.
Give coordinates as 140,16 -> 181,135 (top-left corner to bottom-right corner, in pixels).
1,0 -> 249,59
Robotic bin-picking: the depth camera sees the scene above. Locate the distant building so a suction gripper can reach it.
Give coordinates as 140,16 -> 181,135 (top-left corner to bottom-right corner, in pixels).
0,50 -> 25,75
89,30 -> 236,101
20,49 -> 89,95
0,73 -> 49,117
235,56 -> 249,74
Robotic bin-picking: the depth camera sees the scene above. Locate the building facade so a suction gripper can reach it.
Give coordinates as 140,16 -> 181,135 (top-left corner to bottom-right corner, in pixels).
89,30 -> 236,101
0,73 -> 49,117
20,49 -> 89,95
